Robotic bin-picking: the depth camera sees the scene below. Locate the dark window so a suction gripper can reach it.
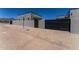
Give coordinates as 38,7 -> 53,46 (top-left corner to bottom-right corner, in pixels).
34,19 -> 39,28
28,18 -> 29,20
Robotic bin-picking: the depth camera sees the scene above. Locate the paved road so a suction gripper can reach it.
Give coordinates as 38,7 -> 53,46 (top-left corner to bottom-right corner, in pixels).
0,24 -> 78,50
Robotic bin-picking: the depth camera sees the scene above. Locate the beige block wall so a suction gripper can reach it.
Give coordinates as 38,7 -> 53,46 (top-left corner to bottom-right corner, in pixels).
39,19 -> 45,29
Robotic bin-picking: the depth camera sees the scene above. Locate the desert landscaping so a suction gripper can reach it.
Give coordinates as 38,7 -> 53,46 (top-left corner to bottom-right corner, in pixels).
0,24 -> 78,50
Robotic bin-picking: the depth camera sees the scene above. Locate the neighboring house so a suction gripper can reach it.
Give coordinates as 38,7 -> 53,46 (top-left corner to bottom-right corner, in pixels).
13,12 -> 45,29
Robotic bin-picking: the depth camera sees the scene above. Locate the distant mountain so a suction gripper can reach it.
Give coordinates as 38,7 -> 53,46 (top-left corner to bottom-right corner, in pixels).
0,18 -> 15,23
0,18 -> 15,20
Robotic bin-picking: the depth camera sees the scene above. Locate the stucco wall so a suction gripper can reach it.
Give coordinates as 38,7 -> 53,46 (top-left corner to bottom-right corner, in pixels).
24,19 -> 34,27
39,19 -> 45,29
70,9 -> 79,33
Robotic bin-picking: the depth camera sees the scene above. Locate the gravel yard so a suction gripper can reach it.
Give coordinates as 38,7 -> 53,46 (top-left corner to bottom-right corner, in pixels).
0,24 -> 78,50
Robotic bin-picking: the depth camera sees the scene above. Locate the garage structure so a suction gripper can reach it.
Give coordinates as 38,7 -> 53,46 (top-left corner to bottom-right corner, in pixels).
13,12 -> 45,29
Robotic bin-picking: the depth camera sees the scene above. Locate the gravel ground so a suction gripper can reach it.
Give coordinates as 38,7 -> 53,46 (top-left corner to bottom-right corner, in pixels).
0,24 -> 78,50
